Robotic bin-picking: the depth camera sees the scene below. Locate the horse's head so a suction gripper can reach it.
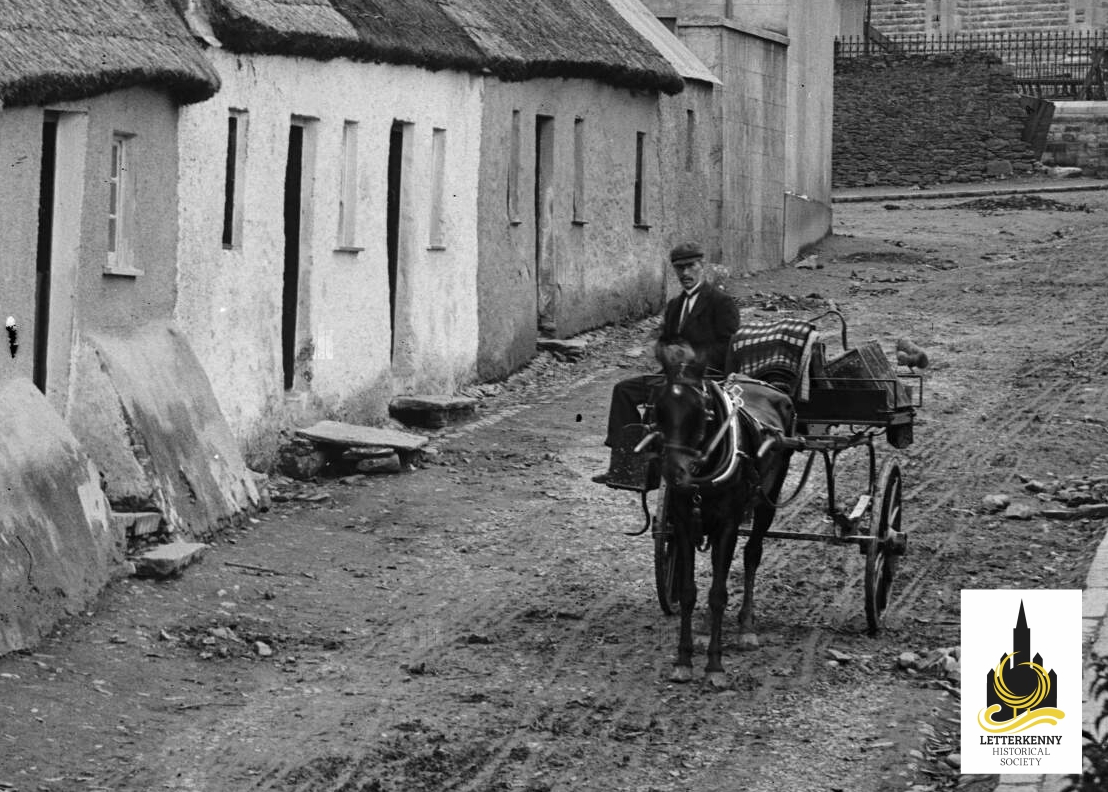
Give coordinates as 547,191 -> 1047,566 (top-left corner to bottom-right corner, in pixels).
649,340 -> 714,490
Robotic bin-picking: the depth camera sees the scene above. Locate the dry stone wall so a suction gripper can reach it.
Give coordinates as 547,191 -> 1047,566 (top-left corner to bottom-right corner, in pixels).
833,51 -> 1040,187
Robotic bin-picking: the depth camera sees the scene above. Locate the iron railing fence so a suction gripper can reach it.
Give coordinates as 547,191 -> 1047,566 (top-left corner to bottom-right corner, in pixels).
835,30 -> 1108,95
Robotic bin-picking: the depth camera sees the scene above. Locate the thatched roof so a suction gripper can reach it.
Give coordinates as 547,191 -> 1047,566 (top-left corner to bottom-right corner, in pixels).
0,0 -> 220,108
207,0 -> 485,70
201,0 -> 684,94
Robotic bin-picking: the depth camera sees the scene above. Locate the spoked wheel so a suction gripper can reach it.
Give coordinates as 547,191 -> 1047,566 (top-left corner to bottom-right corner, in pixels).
652,482 -> 679,615
865,457 -> 905,635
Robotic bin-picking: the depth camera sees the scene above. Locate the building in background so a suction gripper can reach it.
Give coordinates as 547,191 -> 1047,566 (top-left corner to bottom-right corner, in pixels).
640,0 -> 837,279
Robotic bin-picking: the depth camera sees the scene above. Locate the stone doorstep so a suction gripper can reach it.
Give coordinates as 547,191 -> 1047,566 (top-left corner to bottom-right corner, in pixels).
537,338 -> 588,358
388,394 -> 478,430
131,542 -> 208,579
111,511 -> 162,538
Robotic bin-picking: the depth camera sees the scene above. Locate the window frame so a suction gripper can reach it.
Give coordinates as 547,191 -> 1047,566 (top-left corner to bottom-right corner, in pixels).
105,131 -> 142,276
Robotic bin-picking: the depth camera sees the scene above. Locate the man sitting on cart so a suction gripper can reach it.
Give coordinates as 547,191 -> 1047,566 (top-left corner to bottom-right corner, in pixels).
592,241 -> 740,487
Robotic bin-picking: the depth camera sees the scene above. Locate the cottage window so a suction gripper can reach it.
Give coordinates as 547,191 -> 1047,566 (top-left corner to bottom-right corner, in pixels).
336,120 -> 361,251
633,131 -> 650,229
105,132 -> 141,276
507,110 -> 521,224
222,110 -> 247,249
572,117 -> 586,225
428,127 -> 446,249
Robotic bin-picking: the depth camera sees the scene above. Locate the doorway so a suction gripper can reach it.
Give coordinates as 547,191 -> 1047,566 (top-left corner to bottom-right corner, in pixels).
33,112 -> 59,394
534,114 -> 555,335
386,121 -> 405,361
282,123 -> 304,391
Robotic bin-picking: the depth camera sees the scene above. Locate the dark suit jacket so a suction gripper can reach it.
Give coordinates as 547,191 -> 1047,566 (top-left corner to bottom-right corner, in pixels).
661,282 -> 740,372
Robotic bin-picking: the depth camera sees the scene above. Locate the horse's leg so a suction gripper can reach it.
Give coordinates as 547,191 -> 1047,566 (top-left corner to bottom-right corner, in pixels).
705,515 -> 739,688
736,504 -> 772,651
670,526 -> 697,683
737,459 -> 789,650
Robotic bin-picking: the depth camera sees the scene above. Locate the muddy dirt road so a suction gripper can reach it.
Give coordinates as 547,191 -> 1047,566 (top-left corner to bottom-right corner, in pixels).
2,187 -> 1107,792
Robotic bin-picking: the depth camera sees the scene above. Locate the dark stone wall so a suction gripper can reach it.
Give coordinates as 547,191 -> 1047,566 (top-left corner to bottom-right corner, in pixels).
833,51 -> 1040,187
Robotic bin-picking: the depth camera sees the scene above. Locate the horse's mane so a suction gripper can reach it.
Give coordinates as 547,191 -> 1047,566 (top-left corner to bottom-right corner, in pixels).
655,338 -> 706,380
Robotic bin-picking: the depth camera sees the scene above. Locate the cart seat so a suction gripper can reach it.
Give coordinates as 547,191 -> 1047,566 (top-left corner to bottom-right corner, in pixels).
724,319 -> 817,401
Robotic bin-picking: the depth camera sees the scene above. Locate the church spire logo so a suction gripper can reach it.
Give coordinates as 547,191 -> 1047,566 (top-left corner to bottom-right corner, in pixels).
961,589 -> 1081,774
977,601 -> 1064,733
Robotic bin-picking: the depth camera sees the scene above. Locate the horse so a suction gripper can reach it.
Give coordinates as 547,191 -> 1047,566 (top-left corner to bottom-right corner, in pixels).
642,340 -> 795,688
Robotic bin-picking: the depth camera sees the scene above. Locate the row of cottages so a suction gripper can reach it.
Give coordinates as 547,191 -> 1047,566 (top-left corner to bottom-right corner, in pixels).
173,0 -> 710,456
174,0 -> 838,455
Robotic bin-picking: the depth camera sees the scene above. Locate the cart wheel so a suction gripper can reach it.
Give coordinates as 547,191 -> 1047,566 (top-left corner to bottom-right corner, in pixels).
652,482 -> 679,615
865,458 -> 902,635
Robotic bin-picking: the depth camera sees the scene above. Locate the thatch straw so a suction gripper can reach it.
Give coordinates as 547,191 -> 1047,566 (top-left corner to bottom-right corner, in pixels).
207,0 -> 485,69
0,0 -> 220,107
441,0 -> 685,94
202,0 -> 683,94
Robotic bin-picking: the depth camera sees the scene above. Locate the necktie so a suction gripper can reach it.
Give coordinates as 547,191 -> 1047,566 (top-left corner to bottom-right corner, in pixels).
679,290 -> 697,330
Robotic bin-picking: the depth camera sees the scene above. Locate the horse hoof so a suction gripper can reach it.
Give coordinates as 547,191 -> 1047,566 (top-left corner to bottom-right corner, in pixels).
737,633 -> 760,651
705,671 -> 730,689
670,665 -> 694,683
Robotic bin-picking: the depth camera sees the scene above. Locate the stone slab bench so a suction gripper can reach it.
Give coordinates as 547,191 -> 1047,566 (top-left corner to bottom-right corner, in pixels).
297,420 -> 429,451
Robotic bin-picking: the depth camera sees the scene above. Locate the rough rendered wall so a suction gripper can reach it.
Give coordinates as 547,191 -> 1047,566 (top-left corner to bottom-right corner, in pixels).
720,29 -> 788,275
833,52 -> 1039,187
177,53 -> 482,450
74,88 -> 180,333
475,78 -> 666,380
784,0 -> 835,261
655,81 -> 723,295
0,110 -> 41,387
0,379 -> 119,656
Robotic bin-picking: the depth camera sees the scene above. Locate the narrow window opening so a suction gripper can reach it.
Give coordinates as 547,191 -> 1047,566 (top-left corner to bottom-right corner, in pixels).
222,110 -> 248,248
428,127 -> 446,248
507,110 -> 521,224
633,131 -> 647,227
337,120 -> 360,249
572,117 -> 586,224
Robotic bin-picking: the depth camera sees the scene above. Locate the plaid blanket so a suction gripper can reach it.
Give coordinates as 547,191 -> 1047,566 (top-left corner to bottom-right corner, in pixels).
725,319 -> 817,400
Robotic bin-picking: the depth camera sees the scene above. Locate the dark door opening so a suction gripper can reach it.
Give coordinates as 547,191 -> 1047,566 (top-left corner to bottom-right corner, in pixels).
33,112 -> 59,394
386,121 -> 404,360
282,124 -> 304,391
534,115 -> 555,335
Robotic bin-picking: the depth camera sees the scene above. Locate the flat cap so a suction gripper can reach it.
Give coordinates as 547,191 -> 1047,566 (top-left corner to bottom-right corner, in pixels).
670,241 -> 704,265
